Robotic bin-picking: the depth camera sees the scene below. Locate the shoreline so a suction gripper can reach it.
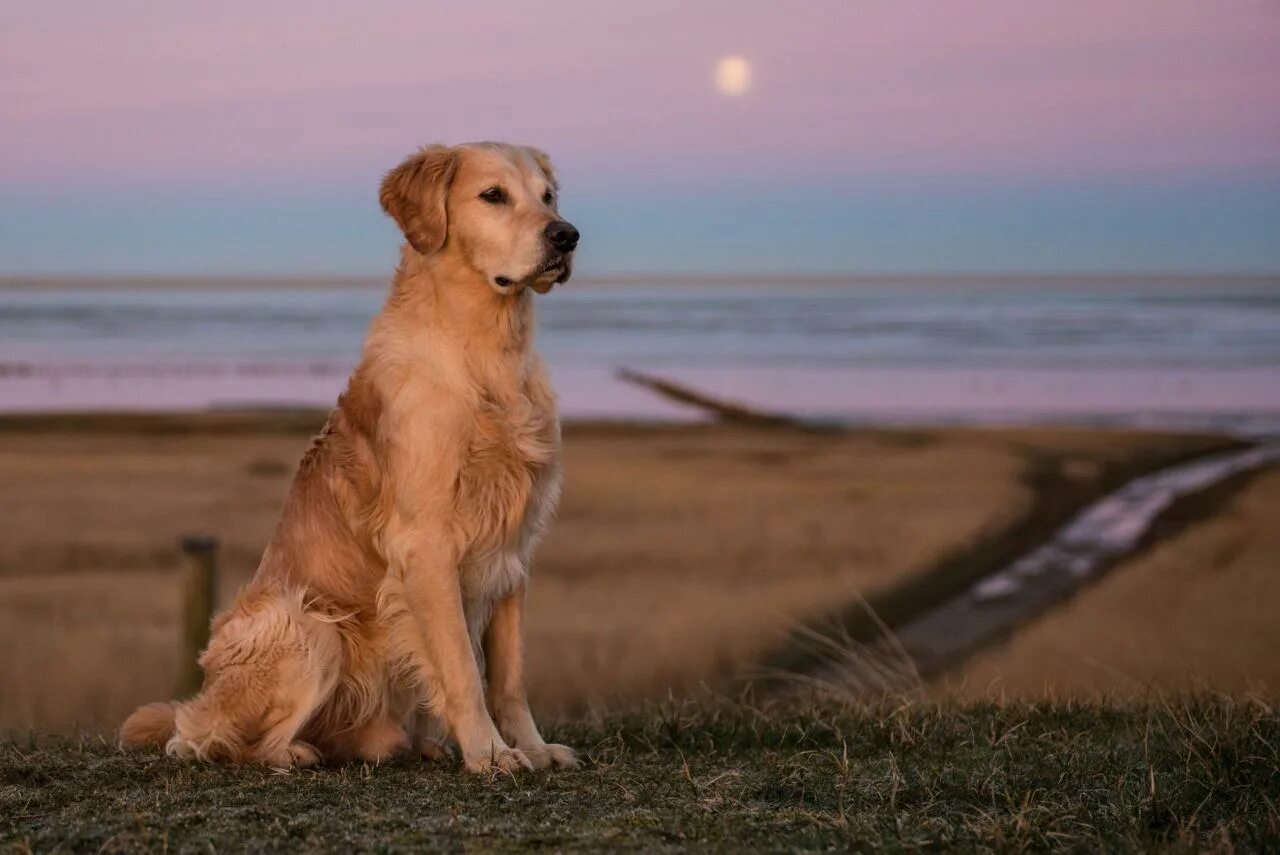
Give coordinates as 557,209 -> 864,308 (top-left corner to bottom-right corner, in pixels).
2,369 -> 1277,438
1,406 -> 1277,445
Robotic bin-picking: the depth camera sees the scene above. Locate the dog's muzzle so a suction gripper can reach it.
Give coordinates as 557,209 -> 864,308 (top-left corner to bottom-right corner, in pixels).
545,220 -> 579,253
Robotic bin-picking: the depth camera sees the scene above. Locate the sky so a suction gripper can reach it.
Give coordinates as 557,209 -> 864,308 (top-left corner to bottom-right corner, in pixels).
2,0 -> 1278,276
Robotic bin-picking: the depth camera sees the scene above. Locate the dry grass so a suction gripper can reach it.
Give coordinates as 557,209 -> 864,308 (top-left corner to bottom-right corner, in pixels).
523,423 -> 1038,712
946,465 -> 1280,699
0,413 -> 1243,732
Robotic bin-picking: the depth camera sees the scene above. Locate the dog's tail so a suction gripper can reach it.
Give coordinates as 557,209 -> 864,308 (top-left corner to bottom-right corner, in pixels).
119,701 -> 179,750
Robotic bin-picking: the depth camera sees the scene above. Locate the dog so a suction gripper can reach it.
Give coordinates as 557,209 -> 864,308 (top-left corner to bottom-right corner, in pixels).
120,142 -> 579,774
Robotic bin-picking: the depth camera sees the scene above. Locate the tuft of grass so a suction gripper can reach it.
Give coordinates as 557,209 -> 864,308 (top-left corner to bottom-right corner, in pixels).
4,696 -> 1278,852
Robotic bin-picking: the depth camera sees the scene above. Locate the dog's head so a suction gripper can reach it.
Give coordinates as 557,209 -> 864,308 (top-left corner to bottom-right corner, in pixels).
379,142 -> 577,295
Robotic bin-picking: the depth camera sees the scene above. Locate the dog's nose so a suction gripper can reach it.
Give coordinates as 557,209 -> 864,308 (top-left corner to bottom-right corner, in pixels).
545,220 -> 580,252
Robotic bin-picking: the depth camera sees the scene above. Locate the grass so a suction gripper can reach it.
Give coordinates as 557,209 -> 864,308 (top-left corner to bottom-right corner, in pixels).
6,416 -> 1251,734
951,466 -> 1280,699
0,417 -> 1045,729
5,696 -> 1278,852
763,432 -> 1245,680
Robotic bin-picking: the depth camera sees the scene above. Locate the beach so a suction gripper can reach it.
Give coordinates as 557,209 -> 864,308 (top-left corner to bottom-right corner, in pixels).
2,411 -> 1273,733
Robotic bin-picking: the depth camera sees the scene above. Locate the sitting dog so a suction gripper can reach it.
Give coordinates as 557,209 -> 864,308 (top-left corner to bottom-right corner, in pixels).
121,142 -> 579,773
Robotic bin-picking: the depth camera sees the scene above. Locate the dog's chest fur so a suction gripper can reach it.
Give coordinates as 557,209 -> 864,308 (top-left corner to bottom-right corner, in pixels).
360,286 -> 562,610
454,385 -> 560,599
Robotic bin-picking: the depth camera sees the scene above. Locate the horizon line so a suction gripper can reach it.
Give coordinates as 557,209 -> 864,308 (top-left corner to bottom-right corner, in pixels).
3,270 -> 1280,291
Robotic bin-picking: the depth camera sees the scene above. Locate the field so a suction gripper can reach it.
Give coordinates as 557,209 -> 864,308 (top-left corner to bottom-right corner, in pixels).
3,413 -> 1279,850
5,696 -> 1278,851
950,466 -> 1280,698
0,412 -> 1248,733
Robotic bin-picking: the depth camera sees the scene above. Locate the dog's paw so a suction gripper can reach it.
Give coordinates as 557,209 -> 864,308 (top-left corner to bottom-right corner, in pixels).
520,742 -> 579,771
352,719 -> 410,763
165,735 -> 197,760
419,737 -> 453,763
287,741 -> 321,767
255,740 -> 320,769
464,746 -> 533,775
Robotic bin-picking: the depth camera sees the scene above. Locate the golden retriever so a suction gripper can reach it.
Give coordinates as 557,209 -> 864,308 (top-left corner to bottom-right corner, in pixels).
120,142 -> 579,774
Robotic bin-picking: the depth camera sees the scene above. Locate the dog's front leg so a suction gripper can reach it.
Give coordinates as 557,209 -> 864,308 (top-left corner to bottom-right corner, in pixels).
484,586 -> 578,769
399,543 -> 532,774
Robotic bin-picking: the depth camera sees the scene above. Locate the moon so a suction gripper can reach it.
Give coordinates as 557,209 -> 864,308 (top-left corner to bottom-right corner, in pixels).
714,56 -> 751,97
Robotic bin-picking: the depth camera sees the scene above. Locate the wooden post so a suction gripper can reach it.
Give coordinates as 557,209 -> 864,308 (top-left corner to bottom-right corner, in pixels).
177,535 -> 218,698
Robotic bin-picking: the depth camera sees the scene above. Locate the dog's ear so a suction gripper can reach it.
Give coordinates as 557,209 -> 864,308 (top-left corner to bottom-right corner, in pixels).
379,145 -> 459,255
525,146 -> 559,194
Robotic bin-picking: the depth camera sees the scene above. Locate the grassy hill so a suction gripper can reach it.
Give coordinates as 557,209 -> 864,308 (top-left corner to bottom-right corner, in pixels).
4,696 -> 1277,852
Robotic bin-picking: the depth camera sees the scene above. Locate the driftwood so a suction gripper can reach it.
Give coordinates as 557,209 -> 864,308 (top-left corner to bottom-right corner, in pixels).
616,368 -> 819,431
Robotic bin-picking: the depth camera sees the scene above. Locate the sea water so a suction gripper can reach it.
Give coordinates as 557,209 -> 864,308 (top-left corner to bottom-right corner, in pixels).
2,277 -> 1278,434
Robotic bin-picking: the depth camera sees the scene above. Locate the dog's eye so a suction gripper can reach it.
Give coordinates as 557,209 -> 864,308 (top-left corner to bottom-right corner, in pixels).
479,187 -> 508,204
542,190 -> 555,205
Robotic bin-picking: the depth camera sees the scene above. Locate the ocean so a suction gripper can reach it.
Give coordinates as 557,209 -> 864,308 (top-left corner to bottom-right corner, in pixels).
2,277 -> 1279,435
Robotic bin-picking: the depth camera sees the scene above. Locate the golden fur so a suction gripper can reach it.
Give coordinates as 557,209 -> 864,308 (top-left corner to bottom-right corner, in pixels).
120,142 -> 578,773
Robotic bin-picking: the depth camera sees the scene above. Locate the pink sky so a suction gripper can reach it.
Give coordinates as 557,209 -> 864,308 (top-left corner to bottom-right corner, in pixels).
3,0 -> 1278,188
